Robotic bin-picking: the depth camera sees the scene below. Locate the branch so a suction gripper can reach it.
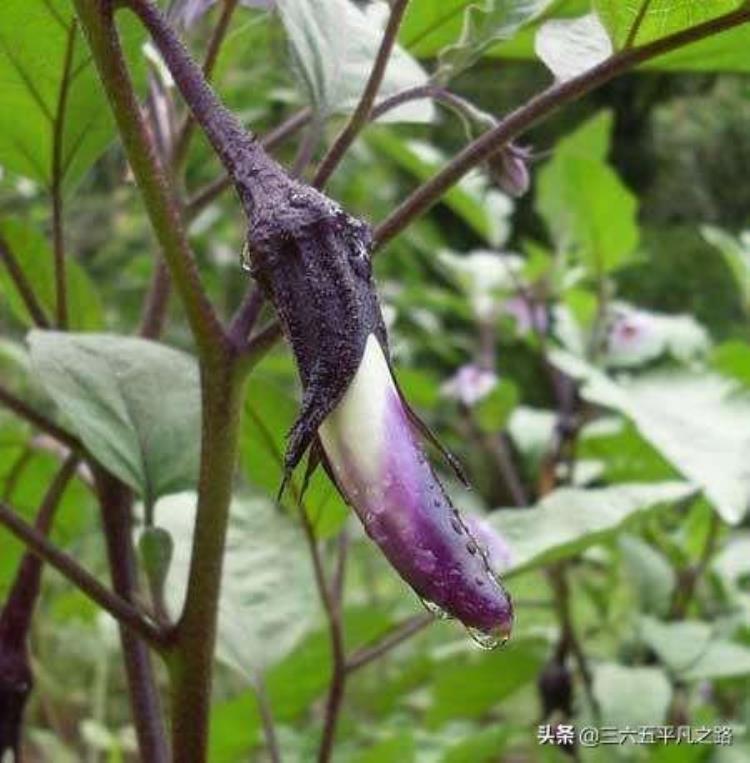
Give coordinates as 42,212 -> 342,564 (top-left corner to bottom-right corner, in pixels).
0,383 -> 82,452
313,0 -> 410,189
0,455 -> 79,652
346,613 -> 432,673
0,235 -> 50,328
139,258 -> 172,338
73,0 -> 225,361
373,6 -> 750,251
50,21 -> 77,329
0,500 -> 168,651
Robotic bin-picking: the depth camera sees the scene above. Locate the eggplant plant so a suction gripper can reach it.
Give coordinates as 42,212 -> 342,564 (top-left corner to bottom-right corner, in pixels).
1,0 -> 750,761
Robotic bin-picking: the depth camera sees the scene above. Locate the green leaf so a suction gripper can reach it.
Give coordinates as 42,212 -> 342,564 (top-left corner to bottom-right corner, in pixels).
29,331 -> 201,503
640,616 -> 750,681
353,733 -> 416,763
0,0 -> 144,192
0,219 -> 103,329
592,663 -> 672,726
473,378 -> 519,433
711,341 -> 750,388
552,351 -> 750,524
537,112 -> 639,273
702,226 -> 750,314
619,534 -> 675,616
535,13 -> 613,81
437,0 -> 553,80
369,131 -> 512,246
427,637 -> 547,725
593,0 -> 744,49
489,481 -> 695,575
276,0 -> 432,121
155,492 -> 320,677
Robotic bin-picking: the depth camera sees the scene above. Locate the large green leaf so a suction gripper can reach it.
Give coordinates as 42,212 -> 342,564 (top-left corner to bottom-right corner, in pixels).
0,0 -> 144,192
29,331 -> 201,503
0,218 -> 103,329
702,226 -> 750,315
592,663 -> 672,726
436,0 -> 554,80
488,481 -> 695,574
552,351 -> 750,524
537,112 -> 639,273
275,0 -> 432,121
400,0 -> 588,57
155,492 -> 319,677
640,616 -> 750,681
593,0 -> 744,49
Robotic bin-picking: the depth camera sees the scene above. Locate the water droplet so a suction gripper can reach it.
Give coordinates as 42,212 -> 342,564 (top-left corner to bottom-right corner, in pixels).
466,541 -> 477,555
419,597 -> 452,620
474,577 -> 485,588
466,625 -> 510,651
240,241 -> 253,272
451,518 -> 464,535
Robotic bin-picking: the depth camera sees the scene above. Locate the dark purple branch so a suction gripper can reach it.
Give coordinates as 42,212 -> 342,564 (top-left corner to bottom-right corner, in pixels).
94,469 -> 170,763
345,613 -> 432,673
372,6 -> 750,251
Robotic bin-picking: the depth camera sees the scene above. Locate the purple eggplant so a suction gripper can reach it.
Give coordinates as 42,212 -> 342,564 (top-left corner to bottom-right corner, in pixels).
319,335 -> 513,646
125,0 -> 514,644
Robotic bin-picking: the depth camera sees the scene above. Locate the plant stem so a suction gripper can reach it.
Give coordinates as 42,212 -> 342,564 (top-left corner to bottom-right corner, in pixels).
0,383 -> 82,452
313,0 -> 410,189
346,613 -> 432,673
168,359 -> 246,761
72,0 -> 224,363
0,500 -> 166,650
50,21 -> 77,329
0,455 -> 78,652
0,235 -> 51,328
373,6 -> 750,251
252,673 -> 281,763
139,259 -> 172,338
94,469 -> 170,763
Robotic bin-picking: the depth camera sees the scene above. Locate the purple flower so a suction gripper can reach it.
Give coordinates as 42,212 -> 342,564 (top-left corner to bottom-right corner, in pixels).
319,336 -> 513,646
441,364 -> 498,407
501,295 -> 548,335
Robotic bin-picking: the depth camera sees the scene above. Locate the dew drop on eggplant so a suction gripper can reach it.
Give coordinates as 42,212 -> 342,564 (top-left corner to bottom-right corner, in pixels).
419,597 -> 452,621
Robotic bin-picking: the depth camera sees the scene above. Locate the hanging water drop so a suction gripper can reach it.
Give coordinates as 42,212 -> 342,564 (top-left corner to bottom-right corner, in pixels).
466,624 -> 510,651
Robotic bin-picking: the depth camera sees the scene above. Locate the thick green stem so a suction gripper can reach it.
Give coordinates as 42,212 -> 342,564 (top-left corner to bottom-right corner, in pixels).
168,358 -> 246,761
72,0 -> 224,364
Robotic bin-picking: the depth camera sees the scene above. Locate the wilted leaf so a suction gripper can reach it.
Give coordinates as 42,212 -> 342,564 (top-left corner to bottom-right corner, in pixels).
552,351 -> 750,524
276,0 -> 433,122
153,493 -> 319,676
489,481 -> 694,574
29,331 -> 201,503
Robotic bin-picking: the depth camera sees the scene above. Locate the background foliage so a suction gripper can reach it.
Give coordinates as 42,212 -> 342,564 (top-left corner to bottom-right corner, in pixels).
1,0 -> 750,761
